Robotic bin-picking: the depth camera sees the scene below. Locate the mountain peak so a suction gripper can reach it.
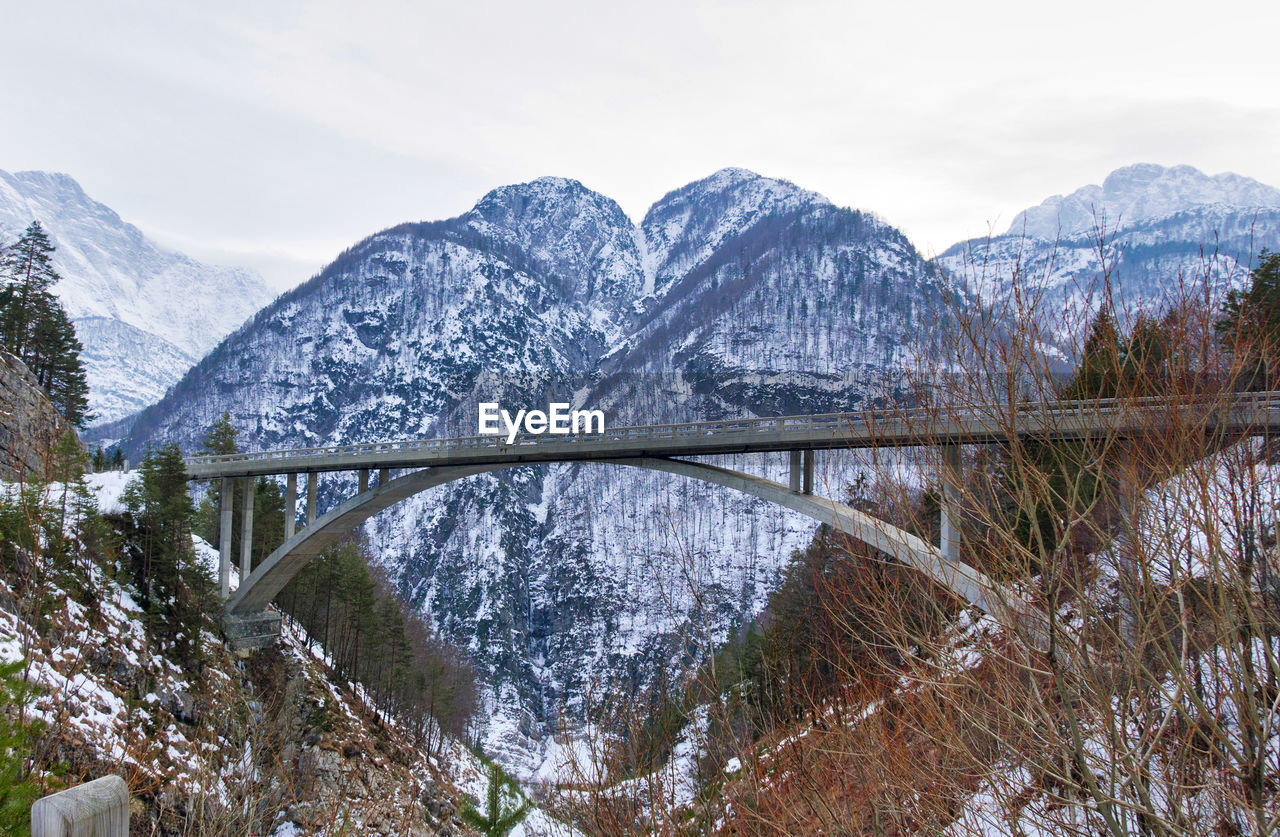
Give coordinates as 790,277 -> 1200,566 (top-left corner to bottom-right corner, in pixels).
14,170 -> 88,195
641,169 -> 830,288
659,167 -> 830,208
463,175 -> 647,309
697,167 -> 772,188
0,167 -> 273,423
1008,163 -> 1280,240
467,175 -> 623,228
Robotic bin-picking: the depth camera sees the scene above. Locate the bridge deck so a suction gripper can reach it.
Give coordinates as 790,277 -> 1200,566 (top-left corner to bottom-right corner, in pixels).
186,393 -> 1280,480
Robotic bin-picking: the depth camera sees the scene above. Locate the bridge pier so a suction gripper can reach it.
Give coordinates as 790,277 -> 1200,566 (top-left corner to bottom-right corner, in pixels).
378,467 -> 390,486
787,450 -> 815,494
222,610 -> 282,654
240,476 -> 254,580
939,444 -> 962,564
306,472 -> 317,525
218,477 -> 233,600
358,468 -> 369,493
284,473 -> 296,540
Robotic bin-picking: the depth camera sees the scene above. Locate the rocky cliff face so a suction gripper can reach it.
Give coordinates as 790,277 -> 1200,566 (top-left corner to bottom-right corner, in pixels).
0,499 -> 504,836
0,350 -> 69,480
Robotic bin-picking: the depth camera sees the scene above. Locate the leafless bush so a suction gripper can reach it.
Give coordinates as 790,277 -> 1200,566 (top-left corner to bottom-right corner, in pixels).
716,240 -> 1280,835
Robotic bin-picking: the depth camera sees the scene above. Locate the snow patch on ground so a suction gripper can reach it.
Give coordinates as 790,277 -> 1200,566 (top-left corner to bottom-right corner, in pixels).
84,469 -> 135,514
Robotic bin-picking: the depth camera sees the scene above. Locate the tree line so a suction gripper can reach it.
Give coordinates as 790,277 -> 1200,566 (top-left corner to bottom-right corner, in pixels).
0,221 -> 91,428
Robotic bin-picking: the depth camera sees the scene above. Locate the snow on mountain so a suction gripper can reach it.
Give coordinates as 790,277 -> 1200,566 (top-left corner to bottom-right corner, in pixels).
938,164 -> 1280,332
464,176 -> 651,341
119,168 -> 950,776
72,317 -> 198,426
0,169 -> 274,423
641,168 -> 830,299
1007,163 -> 1280,242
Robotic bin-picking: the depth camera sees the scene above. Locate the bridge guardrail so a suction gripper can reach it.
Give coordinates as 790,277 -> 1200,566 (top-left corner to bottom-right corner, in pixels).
187,392 -> 1280,472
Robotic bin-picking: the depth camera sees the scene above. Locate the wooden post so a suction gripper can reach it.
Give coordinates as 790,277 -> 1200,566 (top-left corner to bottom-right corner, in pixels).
218,477 -> 233,600
32,775 -> 129,836
240,476 -> 254,581
284,473 -> 297,540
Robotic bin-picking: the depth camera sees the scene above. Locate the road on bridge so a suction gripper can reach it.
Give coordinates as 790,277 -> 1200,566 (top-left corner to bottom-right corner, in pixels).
187,392 -> 1280,480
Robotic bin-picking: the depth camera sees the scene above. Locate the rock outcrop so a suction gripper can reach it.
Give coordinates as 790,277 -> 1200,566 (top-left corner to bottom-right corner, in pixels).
0,349 -> 70,481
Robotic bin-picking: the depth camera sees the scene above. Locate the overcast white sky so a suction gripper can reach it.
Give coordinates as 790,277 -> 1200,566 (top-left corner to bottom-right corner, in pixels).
3,0 -> 1278,290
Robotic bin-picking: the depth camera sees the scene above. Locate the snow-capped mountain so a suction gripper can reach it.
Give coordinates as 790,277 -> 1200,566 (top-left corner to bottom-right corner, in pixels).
1009,163 -> 1280,241
938,164 -> 1280,330
120,169 -> 952,774
0,169 -> 274,423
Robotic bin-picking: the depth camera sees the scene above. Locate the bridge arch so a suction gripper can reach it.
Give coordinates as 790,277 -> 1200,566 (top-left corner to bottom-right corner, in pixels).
225,457 -> 1014,623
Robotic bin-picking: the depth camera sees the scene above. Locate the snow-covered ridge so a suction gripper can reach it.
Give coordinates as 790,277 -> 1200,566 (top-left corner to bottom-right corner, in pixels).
938,163 -> 1280,337
1008,163 -> 1280,241
641,167 -> 831,295
0,168 -> 275,423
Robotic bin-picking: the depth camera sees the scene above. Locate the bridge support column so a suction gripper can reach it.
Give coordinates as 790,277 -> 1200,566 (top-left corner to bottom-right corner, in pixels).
240,476 -> 254,580
378,467 -> 390,486
358,469 -> 369,493
802,450 -> 814,495
284,473 -> 296,540
940,444 -> 962,564
306,472 -> 317,526
218,477 -> 233,600
789,451 -> 802,493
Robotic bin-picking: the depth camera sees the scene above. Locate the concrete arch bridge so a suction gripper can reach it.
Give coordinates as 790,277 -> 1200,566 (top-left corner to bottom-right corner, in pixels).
186,394 -> 1280,649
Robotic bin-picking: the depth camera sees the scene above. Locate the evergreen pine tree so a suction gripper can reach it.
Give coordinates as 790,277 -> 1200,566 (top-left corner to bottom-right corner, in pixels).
0,221 -> 58,355
458,763 -> 531,837
251,476 -> 286,570
0,222 -> 92,427
201,412 -> 239,456
1121,312 -> 1169,395
195,413 -> 239,549
122,443 -> 211,664
36,306 -> 91,426
1063,306 -> 1123,400
1217,250 -> 1280,388
0,659 -> 45,835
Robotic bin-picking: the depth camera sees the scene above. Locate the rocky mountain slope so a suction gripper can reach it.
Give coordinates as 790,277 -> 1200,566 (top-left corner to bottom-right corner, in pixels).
118,168 -> 952,775
0,169 -> 274,423
0,360 -> 572,834
937,163 -> 1280,331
